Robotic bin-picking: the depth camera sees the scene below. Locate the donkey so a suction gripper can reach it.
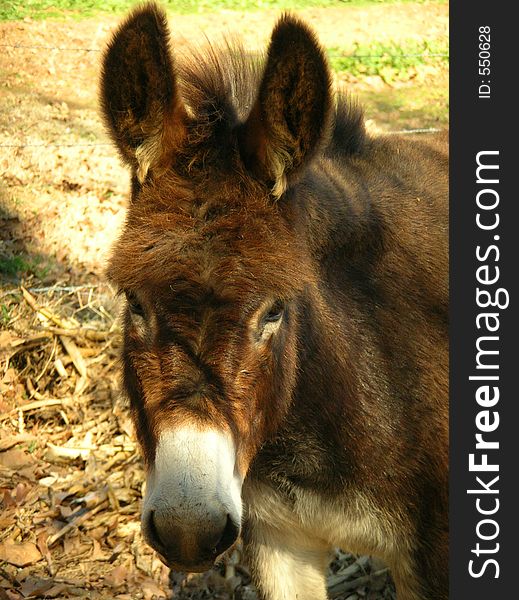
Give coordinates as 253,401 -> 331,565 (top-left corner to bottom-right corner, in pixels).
100,4 -> 448,599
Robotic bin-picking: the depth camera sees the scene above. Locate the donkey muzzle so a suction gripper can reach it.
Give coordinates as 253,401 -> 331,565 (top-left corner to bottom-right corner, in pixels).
143,505 -> 240,570
141,426 -> 243,570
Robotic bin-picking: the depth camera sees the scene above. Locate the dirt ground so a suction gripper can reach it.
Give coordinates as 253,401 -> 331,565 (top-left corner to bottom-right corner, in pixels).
1,2 -> 448,598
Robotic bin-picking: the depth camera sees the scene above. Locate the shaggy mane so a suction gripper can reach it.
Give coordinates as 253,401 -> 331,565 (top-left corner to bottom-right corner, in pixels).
175,40 -> 365,155
176,39 -> 263,125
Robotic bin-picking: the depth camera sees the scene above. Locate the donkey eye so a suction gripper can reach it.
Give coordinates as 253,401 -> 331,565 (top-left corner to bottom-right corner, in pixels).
125,291 -> 145,317
263,301 -> 285,324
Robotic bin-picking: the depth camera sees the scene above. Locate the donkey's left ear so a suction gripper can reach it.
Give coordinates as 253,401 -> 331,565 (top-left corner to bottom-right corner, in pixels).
100,3 -> 187,182
238,15 -> 332,197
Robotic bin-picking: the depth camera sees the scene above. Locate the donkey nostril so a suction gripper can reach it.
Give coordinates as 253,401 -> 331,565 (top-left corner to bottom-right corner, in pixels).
147,508 -> 239,564
147,510 -> 166,551
213,514 -> 239,556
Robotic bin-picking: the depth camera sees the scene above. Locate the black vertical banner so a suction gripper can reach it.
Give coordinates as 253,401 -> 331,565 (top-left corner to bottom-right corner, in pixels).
450,1 -> 517,598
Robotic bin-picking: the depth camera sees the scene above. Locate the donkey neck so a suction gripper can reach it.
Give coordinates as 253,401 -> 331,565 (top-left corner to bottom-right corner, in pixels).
292,152 -> 381,265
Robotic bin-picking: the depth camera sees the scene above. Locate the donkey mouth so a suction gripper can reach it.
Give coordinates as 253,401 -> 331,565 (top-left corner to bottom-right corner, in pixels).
154,533 -> 241,574
157,552 -> 215,573
144,518 -> 218,572
148,517 -> 241,573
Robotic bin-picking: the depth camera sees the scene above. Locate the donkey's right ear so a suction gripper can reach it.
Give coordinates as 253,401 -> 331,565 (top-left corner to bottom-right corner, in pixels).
100,3 -> 186,182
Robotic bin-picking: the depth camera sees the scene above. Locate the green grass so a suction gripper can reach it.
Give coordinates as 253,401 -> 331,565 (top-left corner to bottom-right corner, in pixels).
0,0 -> 447,21
329,38 -> 448,83
326,37 -> 448,128
0,254 -> 52,281
359,84 -> 448,129
0,304 -> 11,327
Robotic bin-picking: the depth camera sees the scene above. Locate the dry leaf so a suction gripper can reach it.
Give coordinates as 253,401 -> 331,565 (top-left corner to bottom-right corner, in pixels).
63,535 -> 81,556
141,578 -> 168,600
59,505 -> 74,519
73,488 -> 108,509
35,584 -> 68,598
0,449 -> 34,470
15,483 -> 29,505
19,577 -> 54,598
0,331 -> 15,350
88,526 -> 108,540
0,509 -> 16,529
90,538 -> 109,561
0,590 -> 21,600
0,435 -> 34,452
2,489 -> 17,508
37,475 -> 58,487
0,540 -> 42,567
36,531 -> 53,574
0,368 -> 17,384
104,564 -> 128,589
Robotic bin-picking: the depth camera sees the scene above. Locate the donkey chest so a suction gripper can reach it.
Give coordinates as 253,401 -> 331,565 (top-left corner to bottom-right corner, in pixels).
243,479 -> 400,560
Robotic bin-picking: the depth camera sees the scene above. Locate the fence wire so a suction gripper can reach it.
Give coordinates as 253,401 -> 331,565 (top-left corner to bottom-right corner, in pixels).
0,41 -> 446,150
0,143 -> 112,149
0,42 -> 449,59
0,129 -> 441,151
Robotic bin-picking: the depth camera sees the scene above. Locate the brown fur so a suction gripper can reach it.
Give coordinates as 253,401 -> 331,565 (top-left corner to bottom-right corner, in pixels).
101,4 -> 448,599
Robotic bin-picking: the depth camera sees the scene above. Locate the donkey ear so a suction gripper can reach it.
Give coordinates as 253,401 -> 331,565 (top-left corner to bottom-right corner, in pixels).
100,3 -> 186,182
239,15 -> 332,197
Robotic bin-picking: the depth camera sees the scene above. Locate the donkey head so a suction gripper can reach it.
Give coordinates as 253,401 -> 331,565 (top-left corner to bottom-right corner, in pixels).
101,3 -> 331,571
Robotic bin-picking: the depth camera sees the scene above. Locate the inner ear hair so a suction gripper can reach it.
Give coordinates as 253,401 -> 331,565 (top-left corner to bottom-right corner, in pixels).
100,3 -> 187,181
239,14 -> 333,197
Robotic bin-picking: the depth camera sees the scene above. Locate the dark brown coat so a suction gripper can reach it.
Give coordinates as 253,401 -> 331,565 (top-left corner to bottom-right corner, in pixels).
100,4 -> 448,599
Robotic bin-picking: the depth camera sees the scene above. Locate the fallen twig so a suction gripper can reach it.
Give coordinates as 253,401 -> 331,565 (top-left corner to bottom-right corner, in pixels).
21,286 -> 69,328
59,336 -> 87,378
328,568 -> 390,598
47,499 -> 110,548
49,326 -> 110,342
4,398 -> 68,417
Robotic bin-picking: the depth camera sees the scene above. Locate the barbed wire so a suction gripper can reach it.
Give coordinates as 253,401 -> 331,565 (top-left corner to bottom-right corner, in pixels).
386,128 -> 441,135
0,42 -> 448,59
0,43 -> 101,52
0,128 -> 441,151
0,143 -> 112,149
0,41 -> 445,151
